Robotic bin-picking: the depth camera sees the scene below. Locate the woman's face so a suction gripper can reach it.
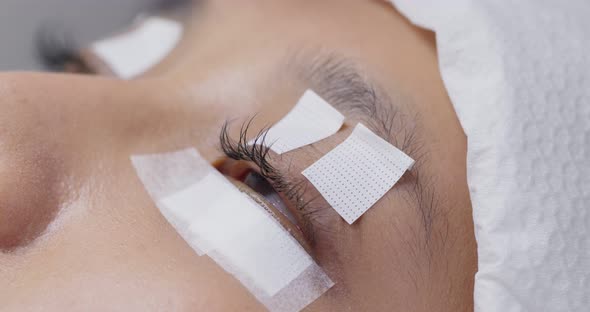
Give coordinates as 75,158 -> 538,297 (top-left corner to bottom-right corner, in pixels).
0,1 -> 476,311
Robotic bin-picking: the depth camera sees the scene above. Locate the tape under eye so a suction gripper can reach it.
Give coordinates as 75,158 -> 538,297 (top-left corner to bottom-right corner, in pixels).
131,148 -> 334,312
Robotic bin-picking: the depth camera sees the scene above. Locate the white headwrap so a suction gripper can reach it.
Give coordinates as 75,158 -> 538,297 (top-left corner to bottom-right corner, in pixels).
389,1 -> 590,311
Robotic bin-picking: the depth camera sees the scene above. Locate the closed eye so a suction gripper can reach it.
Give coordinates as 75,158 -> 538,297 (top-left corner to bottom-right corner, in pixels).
218,119 -> 330,246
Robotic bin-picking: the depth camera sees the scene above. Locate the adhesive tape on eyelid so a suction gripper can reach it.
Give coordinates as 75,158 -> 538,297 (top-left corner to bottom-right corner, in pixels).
159,174 -> 315,295
251,89 -> 345,154
91,16 -> 182,79
302,123 -> 415,224
133,151 -> 312,293
131,148 -> 334,311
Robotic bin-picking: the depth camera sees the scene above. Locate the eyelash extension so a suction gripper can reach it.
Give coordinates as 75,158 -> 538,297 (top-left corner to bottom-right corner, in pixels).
219,118 -> 330,244
219,118 -> 285,187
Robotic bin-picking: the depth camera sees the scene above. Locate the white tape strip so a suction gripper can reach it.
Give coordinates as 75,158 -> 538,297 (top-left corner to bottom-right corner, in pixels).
254,89 -> 344,154
209,253 -> 334,312
131,149 -> 212,255
160,175 -> 314,296
204,195 -> 314,297
158,171 -> 243,256
131,148 -> 334,311
302,124 -> 415,224
91,17 -> 182,79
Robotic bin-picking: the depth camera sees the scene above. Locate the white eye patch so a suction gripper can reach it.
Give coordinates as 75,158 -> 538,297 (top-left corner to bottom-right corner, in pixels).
302,124 -> 415,224
253,89 -> 344,154
131,149 -> 334,312
91,17 -> 182,79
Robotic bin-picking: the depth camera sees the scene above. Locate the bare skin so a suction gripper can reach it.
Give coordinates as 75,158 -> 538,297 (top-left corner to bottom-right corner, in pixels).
0,1 -> 476,311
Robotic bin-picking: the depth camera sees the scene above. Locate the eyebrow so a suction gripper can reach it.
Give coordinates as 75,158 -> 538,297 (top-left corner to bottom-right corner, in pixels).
289,53 -> 420,152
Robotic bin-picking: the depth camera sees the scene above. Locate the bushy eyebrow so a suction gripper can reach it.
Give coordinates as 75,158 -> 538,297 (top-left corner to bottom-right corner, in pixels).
285,52 -> 443,247
288,52 -> 421,153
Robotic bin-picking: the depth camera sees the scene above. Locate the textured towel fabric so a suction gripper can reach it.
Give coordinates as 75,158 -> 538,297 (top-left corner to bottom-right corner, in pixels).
389,1 -> 590,311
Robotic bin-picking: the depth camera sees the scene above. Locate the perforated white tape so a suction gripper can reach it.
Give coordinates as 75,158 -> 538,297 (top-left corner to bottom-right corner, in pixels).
302,124 -> 414,224
254,89 -> 344,154
91,17 -> 182,79
131,148 -> 334,311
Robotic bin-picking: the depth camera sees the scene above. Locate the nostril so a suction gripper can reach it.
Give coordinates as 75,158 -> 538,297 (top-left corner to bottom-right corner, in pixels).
0,151 -> 63,252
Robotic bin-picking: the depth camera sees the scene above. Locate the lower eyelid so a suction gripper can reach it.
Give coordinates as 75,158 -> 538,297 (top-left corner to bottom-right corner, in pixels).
243,171 -> 298,224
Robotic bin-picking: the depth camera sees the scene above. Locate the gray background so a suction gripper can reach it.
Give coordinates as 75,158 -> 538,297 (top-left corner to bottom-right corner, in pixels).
0,0 -> 168,71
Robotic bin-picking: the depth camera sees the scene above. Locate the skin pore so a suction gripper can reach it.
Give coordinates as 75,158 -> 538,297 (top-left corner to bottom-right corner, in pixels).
0,0 -> 476,311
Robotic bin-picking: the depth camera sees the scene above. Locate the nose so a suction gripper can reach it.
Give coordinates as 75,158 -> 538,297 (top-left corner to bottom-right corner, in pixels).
0,71 -> 236,251
0,71 -> 231,251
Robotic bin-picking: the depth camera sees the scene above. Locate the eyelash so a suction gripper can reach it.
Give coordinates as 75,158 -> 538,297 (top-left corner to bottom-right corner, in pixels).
219,118 -> 324,243
220,118 -> 284,187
